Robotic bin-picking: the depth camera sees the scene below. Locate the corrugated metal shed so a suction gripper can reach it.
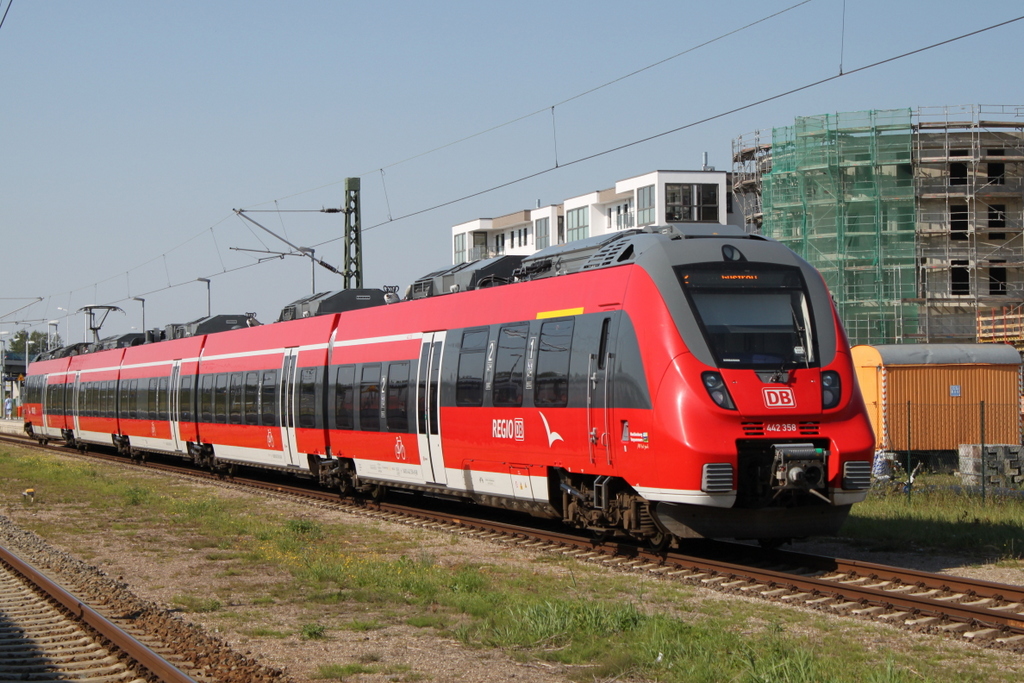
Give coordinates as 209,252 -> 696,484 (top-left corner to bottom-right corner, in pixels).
852,344 -> 1022,451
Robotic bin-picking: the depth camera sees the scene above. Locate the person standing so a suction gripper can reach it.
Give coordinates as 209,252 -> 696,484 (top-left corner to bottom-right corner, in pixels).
4,396 -> 12,419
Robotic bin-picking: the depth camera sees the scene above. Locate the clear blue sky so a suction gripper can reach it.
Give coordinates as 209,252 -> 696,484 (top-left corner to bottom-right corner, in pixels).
2,0 -> 1023,342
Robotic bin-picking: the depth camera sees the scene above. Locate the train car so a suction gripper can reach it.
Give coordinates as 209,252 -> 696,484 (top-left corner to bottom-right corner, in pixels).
24,224 -> 875,545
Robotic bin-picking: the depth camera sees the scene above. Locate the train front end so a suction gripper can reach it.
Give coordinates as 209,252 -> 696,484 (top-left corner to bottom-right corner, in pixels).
634,228 -> 875,542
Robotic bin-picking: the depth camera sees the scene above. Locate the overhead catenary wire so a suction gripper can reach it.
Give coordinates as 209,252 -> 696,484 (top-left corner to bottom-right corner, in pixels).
17,10 -> 1024,333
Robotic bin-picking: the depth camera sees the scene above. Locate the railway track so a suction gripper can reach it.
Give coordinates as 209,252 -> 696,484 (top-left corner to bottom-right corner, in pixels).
0,541 -> 192,682
3,431 -> 1023,653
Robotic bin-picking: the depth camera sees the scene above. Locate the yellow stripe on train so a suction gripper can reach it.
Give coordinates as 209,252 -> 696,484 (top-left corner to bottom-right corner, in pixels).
536,307 -> 584,319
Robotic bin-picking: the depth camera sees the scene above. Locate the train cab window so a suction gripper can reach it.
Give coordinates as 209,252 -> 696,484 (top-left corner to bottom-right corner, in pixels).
386,362 -> 410,432
535,320 -> 574,408
260,370 -> 278,426
228,373 -> 243,425
214,374 -> 229,423
360,364 -> 381,432
456,329 -> 488,407
298,367 -> 318,429
243,372 -> 259,425
199,375 -> 215,423
676,263 -> 817,369
334,365 -> 356,430
493,323 -> 528,407
180,376 -> 193,422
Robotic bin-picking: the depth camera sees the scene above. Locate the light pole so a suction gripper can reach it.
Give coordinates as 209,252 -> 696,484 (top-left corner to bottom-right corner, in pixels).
132,297 -> 146,336
0,332 -> 8,412
196,278 -> 211,318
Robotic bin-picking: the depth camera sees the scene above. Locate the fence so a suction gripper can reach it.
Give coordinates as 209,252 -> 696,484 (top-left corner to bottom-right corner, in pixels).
874,401 -> 1023,495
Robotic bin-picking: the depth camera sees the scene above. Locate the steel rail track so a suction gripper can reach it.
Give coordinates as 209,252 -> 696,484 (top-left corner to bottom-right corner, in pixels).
0,541 -> 197,683
3,431 -> 1022,650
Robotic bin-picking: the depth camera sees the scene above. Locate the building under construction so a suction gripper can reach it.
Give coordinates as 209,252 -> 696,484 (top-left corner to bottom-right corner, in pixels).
732,105 -> 1024,347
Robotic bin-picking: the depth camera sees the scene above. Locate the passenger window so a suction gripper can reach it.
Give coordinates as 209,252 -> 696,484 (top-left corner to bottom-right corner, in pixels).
199,375 -> 214,422
334,365 -> 356,430
214,375 -> 228,423
260,370 -> 278,426
360,364 -> 381,431
456,329 -> 488,407
387,362 -> 410,432
535,319 -> 574,408
180,376 -> 194,422
228,374 -> 243,425
298,367 -> 318,429
493,324 -> 528,407
243,372 -> 259,425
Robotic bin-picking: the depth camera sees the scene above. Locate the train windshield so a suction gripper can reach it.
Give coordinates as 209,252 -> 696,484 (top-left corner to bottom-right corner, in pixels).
676,263 -> 817,369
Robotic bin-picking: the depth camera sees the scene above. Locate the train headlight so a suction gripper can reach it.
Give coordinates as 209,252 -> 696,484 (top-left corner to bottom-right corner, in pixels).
701,372 -> 736,410
821,371 -> 841,410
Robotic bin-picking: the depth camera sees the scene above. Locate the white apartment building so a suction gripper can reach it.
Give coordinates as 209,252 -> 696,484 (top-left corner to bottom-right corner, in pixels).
451,170 -> 741,264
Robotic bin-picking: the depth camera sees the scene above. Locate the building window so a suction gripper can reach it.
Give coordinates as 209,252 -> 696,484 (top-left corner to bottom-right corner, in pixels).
454,233 -> 466,264
950,205 -> 969,241
557,216 -> 565,244
949,149 -> 969,186
666,183 -> 719,222
637,185 -> 655,225
566,207 -> 589,242
988,149 -> 1005,185
535,217 -> 550,250
989,261 -> 1007,295
989,204 -> 1006,240
951,260 -> 970,295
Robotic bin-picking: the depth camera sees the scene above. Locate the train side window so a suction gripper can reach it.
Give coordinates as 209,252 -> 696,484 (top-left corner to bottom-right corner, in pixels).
199,375 -> 214,423
334,365 -> 356,430
228,373 -> 243,425
260,370 -> 278,426
387,362 -> 410,433
147,378 -> 158,420
360,364 -> 381,432
493,323 -> 528,407
597,317 -> 611,370
456,328 -> 488,407
129,379 -> 140,420
298,367 -> 318,429
535,319 -> 574,408
243,372 -> 259,425
214,374 -> 228,423
180,376 -> 193,422
158,377 -> 169,421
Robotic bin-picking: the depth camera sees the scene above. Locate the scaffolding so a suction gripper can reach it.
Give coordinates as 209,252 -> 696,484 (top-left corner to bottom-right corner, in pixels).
736,105 -> 1024,347
757,109 -> 917,346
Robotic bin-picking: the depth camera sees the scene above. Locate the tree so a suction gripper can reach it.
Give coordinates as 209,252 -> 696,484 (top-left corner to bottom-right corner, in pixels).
7,330 -> 58,359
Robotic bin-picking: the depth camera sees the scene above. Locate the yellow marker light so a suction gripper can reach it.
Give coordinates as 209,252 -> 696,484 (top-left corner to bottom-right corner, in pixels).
537,307 -> 584,319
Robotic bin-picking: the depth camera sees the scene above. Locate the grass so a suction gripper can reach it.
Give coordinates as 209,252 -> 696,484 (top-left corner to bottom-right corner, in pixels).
1,446 -> 1022,682
844,473 -> 1024,559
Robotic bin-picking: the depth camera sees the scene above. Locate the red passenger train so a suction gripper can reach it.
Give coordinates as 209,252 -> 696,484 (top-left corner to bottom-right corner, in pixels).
23,225 -> 875,545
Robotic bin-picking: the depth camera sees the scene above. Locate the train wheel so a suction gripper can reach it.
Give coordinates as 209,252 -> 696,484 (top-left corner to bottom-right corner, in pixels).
648,531 -> 671,552
371,484 -> 387,502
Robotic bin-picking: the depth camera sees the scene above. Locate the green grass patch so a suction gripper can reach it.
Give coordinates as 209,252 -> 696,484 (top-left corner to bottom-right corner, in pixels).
172,595 -> 222,613
845,474 -> 1024,560
2,446 -> 1022,682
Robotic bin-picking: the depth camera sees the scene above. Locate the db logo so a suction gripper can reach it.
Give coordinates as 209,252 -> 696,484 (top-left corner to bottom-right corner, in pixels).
762,387 -> 796,409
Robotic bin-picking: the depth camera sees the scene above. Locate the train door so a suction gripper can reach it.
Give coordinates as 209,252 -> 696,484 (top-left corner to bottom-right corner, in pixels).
169,361 -> 183,453
416,332 -> 448,485
279,349 -> 300,467
587,316 -> 615,466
